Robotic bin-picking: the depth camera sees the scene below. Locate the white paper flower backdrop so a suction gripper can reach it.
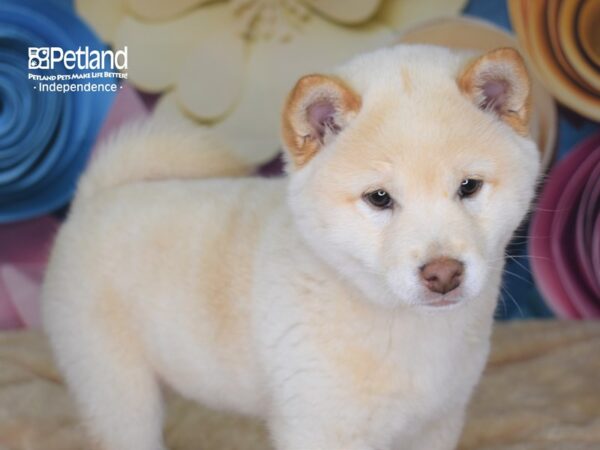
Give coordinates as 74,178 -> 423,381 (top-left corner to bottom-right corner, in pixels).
76,0 -> 467,164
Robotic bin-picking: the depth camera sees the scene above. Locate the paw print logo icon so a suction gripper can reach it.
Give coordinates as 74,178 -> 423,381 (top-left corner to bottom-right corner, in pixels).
29,47 -> 50,69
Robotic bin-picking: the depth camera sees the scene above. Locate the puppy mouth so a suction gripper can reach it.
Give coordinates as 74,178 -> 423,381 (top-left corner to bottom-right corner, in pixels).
419,297 -> 461,309
417,289 -> 464,309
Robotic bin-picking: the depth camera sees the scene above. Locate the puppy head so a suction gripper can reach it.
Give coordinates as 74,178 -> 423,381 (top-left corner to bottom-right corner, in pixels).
282,45 -> 540,310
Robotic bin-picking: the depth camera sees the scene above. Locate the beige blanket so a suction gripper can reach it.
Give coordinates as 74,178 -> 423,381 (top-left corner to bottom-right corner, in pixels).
0,320 -> 598,450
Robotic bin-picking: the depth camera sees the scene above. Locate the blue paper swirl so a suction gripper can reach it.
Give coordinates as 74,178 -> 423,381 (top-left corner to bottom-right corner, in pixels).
0,0 -> 116,222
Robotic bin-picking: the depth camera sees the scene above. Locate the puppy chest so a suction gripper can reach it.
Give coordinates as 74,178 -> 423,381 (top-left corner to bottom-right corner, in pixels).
319,321 -> 488,414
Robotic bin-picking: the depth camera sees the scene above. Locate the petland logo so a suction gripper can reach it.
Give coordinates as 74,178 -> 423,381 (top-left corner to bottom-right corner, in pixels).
28,46 -> 127,70
28,46 -> 128,93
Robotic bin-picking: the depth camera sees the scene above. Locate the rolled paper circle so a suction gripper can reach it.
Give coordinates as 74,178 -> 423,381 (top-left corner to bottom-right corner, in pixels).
576,161 -> 600,299
593,213 -> 600,289
557,0 -> 600,93
578,0 -> 600,68
546,0 -> 597,93
530,133 -> 600,319
589,170 -> 600,291
551,144 -> 600,317
509,0 -> 600,121
0,0 -> 117,223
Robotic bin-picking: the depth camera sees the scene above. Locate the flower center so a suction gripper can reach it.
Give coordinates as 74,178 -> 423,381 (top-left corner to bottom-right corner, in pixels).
229,0 -> 310,41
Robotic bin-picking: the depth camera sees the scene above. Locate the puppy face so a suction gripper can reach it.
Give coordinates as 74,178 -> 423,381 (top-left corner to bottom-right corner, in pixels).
283,45 -> 540,310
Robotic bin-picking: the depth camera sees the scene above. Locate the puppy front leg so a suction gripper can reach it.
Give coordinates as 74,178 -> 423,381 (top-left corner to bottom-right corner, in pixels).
48,312 -> 166,450
270,425 -> 375,450
404,411 -> 465,450
268,407 -> 377,450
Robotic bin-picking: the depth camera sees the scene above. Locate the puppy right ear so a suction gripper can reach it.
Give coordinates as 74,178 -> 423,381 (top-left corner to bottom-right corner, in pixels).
458,47 -> 531,136
282,74 -> 361,168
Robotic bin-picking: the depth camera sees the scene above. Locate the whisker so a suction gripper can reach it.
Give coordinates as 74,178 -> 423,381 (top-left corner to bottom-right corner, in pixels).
488,254 -> 551,263
531,207 -> 569,213
503,269 -> 533,285
500,285 -> 524,318
496,291 -> 508,318
505,255 -> 534,275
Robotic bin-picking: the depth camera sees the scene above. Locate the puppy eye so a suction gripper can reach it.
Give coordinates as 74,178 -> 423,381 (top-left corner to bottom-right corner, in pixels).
458,178 -> 483,199
365,189 -> 393,209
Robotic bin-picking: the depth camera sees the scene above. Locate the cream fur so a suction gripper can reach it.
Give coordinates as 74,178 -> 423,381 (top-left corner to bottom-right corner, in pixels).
42,45 -> 540,450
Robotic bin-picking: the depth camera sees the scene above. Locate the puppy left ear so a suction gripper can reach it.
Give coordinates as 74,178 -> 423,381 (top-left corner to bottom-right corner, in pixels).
458,47 -> 531,136
282,74 -> 361,168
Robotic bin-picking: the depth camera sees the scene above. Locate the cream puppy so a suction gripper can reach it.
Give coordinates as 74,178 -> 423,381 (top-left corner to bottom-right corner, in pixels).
43,45 -> 540,450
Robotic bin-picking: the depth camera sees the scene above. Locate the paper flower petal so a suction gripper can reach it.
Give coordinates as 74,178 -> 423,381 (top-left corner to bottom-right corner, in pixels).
90,84 -> 151,159
154,92 -> 256,164
1,264 -> 44,328
213,16 -> 393,164
0,278 -> 21,329
153,91 -> 191,125
114,3 -> 230,92
303,0 -> 382,25
126,0 -> 215,21
378,0 -> 467,30
176,30 -> 246,121
75,0 -> 126,44
0,215 -> 58,329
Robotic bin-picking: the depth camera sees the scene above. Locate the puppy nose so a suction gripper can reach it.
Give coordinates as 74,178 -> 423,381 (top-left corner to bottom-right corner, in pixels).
420,258 -> 464,294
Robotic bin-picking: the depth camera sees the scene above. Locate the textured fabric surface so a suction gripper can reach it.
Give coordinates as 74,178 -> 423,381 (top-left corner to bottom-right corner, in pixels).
0,320 -> 598,449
